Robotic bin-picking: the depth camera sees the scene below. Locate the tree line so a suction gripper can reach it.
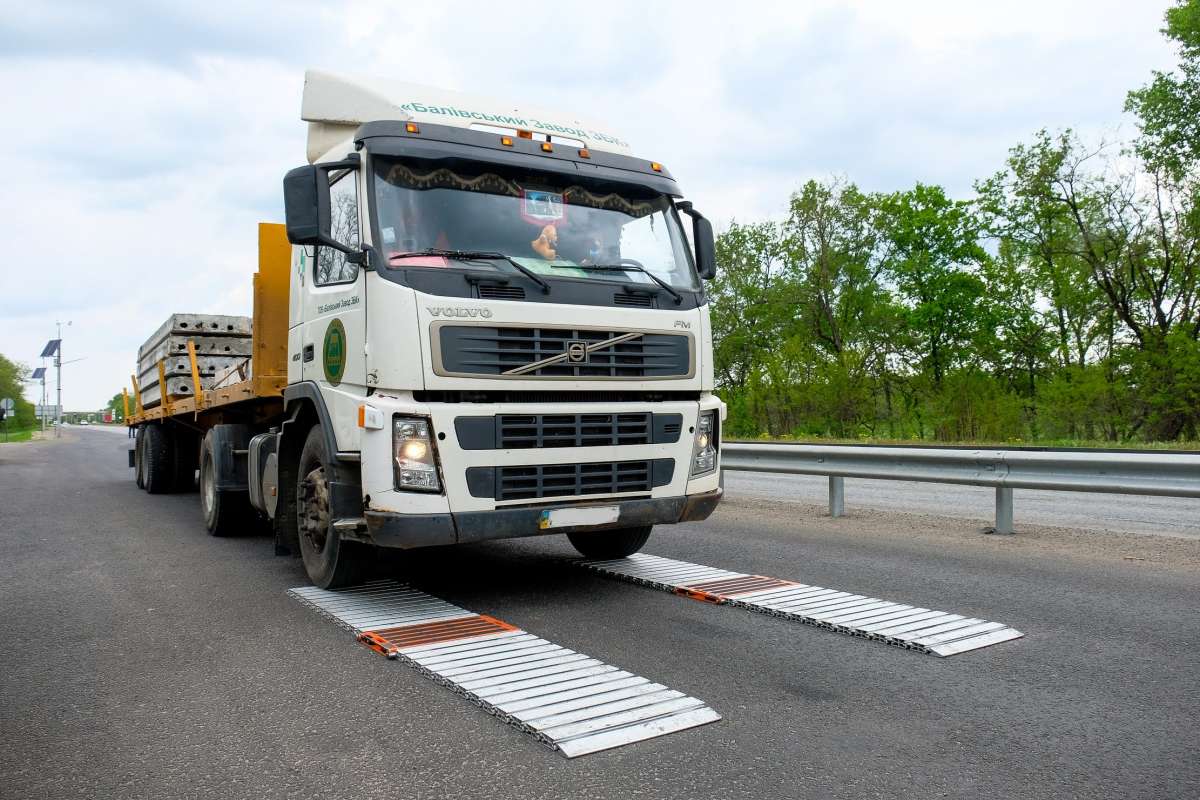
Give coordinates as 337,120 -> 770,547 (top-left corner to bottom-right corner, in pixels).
710,1 -> 1200,444
0,353 -> 37,430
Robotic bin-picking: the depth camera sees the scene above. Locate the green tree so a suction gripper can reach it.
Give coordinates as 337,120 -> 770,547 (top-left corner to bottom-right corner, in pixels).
106,392 -> 126,422
1126,0 -> 1200,177
780,179 -> 897,436
874,183 -> 992,386
0,353 -> 36,429
977,130 -> 1109,370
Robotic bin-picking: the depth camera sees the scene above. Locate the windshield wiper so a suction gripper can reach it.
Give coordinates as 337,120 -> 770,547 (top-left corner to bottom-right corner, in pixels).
557,263 -> 683,306
390,249 -> 550,294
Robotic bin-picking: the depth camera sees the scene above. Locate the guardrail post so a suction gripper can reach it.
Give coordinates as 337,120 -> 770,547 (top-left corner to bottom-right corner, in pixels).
994,487 -> 1014,534
829,476 -> 845,518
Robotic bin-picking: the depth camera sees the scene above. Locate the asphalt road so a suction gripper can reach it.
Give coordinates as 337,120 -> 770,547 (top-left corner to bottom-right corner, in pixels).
723,470 -> 1200,539
2,428 -> 1198,799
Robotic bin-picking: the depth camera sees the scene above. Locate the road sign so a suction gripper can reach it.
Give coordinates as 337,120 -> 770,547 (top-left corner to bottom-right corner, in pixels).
0,398 -> 14,412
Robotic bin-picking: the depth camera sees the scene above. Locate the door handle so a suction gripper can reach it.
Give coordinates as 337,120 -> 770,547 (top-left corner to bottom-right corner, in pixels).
303,344 -> 314,363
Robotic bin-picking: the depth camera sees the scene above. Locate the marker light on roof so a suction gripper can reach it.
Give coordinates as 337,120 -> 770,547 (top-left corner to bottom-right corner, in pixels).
518,129 -> 533,139
501,135 -> 513,146
405,123 -> 419,134
650,162 -> 663,172
578,149 -> 591,158
541,142 -> 553,152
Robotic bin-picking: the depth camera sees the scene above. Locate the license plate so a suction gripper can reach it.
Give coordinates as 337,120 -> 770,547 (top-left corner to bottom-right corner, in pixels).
538,506 -> 620,531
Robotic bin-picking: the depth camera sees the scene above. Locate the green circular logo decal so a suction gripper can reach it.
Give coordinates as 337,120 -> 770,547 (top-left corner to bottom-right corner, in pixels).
323,318 -> 347,386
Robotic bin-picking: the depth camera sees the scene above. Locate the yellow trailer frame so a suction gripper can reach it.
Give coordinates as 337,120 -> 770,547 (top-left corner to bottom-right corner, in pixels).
126,223 -> 290,425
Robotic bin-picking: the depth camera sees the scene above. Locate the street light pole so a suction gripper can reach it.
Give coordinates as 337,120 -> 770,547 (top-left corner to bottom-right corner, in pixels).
54,320 -> 70,438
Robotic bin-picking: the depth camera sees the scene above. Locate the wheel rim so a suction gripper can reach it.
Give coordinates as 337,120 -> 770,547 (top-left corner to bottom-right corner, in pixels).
300,466 -> 330,553
201,454 -> 216,520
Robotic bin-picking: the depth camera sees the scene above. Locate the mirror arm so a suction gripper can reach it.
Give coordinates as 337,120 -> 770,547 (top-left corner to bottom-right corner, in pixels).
674,201 -> 717,281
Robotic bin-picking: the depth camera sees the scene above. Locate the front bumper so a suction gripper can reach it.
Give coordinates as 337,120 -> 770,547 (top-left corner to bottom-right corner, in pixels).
363,487 -> 723,549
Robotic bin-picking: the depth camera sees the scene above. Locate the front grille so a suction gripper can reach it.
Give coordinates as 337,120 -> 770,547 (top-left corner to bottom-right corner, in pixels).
466,459 -> 674,501
435,325 -> 692,379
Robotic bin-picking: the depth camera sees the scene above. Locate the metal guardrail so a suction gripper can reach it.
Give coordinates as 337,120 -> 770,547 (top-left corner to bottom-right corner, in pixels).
720,442 -> 1200,534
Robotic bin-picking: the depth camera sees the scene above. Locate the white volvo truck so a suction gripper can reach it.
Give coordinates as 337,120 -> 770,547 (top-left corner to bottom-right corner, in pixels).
128,70 -> 724,588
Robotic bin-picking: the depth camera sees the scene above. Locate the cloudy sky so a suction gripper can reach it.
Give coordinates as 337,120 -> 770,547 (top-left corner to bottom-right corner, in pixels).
0,0 -> 1178,409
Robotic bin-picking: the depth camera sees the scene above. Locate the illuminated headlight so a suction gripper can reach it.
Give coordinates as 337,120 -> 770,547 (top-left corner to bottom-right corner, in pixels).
691,410 -> 718,476
393,416 -> 441,492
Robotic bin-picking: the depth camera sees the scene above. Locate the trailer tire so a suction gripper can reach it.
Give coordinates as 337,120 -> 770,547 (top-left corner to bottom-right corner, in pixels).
134,427 -> 146,489
297,424 -> 367,589
143,424 -> 173,495
200,429 -> 251,536
567,525 -> 653,559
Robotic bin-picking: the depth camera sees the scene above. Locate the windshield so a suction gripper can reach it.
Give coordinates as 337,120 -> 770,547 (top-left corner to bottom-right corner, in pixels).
371,157 -> 699,290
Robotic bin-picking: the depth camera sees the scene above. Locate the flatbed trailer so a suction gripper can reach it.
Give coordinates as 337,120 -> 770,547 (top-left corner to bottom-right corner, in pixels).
125,224 -> 294,521
125,224 -> 290,427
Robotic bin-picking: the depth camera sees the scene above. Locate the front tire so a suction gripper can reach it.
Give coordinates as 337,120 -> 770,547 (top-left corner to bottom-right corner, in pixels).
296,424 -> 367,589
567,525 -> 653,559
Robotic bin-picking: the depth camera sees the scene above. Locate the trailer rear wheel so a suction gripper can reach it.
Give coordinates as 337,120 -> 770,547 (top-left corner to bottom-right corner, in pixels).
134,427 -> 146,489
200,429 -> 250,536
297,424 -> 367,589
143,424 -> 173,495
567,525 -> 653,559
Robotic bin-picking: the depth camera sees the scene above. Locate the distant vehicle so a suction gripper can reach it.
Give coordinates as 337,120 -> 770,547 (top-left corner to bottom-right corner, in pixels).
80,420 -> 90,425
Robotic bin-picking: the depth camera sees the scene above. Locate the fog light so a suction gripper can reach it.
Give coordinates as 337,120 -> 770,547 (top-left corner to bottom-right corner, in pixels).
691,411 -> 718,476
393,416 -> 441,492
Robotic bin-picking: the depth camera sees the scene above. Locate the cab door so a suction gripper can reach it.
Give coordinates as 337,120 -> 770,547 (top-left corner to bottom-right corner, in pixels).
299,167 -> 368,451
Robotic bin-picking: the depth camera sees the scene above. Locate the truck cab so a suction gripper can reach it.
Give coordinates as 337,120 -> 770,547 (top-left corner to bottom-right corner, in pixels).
257,71 -> 723,587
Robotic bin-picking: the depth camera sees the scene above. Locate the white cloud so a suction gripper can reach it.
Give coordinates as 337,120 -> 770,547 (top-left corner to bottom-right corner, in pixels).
0,0 -> 1178,408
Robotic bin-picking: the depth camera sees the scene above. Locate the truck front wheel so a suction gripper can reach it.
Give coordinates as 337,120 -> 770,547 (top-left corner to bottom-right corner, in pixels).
567,525 -> 652,559
297,424 -> 367,589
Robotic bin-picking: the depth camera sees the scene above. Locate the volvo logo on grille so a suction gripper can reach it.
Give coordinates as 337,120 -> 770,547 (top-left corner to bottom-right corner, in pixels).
501,331 -> 645,376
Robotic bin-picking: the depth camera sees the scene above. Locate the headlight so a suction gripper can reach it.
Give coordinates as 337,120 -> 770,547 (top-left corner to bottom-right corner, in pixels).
691,410 -> 718,476
393,416 -> 441,492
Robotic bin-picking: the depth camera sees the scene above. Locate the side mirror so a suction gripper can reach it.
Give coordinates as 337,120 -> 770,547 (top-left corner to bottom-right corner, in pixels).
677,202 -> 718,280
692,215 -> 717,280
282,156 -> 360,256
283,165 -> 324,246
